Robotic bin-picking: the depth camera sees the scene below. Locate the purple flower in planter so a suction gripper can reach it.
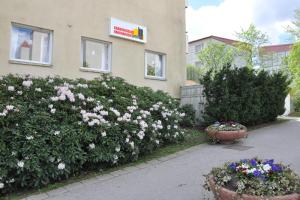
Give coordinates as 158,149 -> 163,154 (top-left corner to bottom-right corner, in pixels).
253,170 -> 262,177
272,164 -> 282,172
228,163 -> 237,171
263,159 -> 274,165
250,159 -> 257,166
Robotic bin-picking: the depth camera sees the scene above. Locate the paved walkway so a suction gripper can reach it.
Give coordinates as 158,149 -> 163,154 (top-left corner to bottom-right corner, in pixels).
25,118 -> 300,200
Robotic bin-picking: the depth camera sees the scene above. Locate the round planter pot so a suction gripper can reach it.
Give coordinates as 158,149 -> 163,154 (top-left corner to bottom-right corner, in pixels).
206,129 -> 247,143
208,176 -> 300,200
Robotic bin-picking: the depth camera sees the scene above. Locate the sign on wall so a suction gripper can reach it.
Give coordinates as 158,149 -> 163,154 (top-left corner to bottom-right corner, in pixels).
110,18 -> 147,43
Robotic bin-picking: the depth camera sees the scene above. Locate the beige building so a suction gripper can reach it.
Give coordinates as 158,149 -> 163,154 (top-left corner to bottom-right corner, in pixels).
0,0 -> 187,97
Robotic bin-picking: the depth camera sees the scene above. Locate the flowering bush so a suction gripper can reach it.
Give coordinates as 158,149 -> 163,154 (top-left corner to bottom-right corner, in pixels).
206,121 -> 246,132
0,74 -> 185,195
205,158 -> 300,196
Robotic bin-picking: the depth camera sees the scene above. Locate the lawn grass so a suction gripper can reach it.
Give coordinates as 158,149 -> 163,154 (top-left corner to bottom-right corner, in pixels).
1,129 -> 207,200
289,112 -> 300,117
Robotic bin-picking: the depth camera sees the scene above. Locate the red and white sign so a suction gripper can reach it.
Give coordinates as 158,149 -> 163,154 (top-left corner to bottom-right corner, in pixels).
110,18 -> 147,43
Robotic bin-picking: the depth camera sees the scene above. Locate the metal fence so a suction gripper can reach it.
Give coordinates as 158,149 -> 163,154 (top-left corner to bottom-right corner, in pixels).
180,84 -> 205,124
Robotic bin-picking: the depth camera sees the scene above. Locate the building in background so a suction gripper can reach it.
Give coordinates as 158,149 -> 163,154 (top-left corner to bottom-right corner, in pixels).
260,44 -> 293,72
187,35 -> 247,68
0,0 -> 187,97
187,35 -> 292,72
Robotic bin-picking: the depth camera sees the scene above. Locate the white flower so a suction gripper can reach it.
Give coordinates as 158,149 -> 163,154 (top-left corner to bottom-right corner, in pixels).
137,131 -> 145,140
54,131 -> 60,136
87,97 -> 95,102
35,88 -> 42,92
8,86 -> 15,91
263,164 -> 272,172
51,97 -> 59,102
26,136 -> 34,140
59,95 -> 66,101
113,155 -> 118,162
88,121 -> 95,127
100,111 -> 108,116
22,80 -> 33,88
49,157 -> 55,162
17,161 -> 24,168
8,178 -> 15,183
58,162 -> 65,170
174,125 -> 178,129
155,140 -> 160,145
129,141 -> 135,149
48,79 -> 54,83
48,104 -> 54,109
6,105 -> 14,111
241,163 -> 249,169
50,109 -> 56,114
89,143 -> 95,149
125,138 -> 130,143
101,132 -> 107,137
0,182 -> 4,189
78,93 -> 85,100
115,146 -> 121,152
17,91 -> 23,95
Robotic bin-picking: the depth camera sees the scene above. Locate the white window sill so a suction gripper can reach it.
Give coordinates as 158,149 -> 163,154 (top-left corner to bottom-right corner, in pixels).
80,67 -> 111,74
145,75 -> 166,81
9,59 -> 52,67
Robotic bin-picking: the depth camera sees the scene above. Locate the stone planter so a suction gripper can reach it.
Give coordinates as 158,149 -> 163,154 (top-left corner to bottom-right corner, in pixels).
206,129 -> 248,143
208,175 -> 300,200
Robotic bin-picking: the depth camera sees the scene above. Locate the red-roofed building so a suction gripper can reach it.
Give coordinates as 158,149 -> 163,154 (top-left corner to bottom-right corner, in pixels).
187,35 -> 293,72
260,44 -> 293,71
187,35 -> 247,68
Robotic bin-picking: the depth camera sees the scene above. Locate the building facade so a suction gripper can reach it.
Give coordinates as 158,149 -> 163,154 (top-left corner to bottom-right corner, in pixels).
187,36 -> 247,68
0,0 -> 187,97
187,35 -> 292,73
260,44 -> 292,72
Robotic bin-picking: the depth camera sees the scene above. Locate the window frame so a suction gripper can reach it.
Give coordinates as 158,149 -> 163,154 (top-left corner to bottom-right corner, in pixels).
80,37 -> 112,73
144,50 -> 166,80
9,22 -> 53,66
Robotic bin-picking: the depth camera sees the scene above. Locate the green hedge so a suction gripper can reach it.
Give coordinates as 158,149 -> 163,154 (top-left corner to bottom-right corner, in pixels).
200,66 -> 290,126
0,74 -> 185,194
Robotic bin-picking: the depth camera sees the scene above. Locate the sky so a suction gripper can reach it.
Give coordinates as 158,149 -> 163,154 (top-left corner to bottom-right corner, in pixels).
187,0 -> 300,44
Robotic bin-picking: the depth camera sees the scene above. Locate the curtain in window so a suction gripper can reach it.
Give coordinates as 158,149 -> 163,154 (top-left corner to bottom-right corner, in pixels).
11,26 -> 33,60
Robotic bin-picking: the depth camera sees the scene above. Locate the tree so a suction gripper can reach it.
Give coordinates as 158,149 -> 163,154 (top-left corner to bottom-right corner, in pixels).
186,64 -> 205,82
197,42 -> 235,74
288,9 -> 300,40
287,10 -> 300,90
235,24 -> 269,68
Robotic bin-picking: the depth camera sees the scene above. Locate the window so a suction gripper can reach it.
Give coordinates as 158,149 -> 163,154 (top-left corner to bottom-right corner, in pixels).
145,51 -> 166,79
10,23 -> 52,65
81,37 -> 111,72
195,43 -> 204,52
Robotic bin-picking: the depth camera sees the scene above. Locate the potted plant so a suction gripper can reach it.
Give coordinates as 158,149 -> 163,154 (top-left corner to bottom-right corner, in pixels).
204,158 -> 300,200
206,122 -> 247,143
